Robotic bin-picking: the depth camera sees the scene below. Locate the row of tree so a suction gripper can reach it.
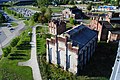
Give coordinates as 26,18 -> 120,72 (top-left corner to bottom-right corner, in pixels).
33,7 -> 52,24
104,0 -> 119,6
35,0 -> 119,6
35,0 -> 75,7
0,13 -> 6,23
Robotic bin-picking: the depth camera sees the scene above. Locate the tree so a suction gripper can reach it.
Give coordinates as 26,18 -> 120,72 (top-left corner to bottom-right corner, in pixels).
87,3 -> 92,11
37,0 -> 49,7
40,7 -> 46,14
44,8 -> 52,21
10,37 -> 20,47
115,0 -> 119,6
0,13 -> 6,23
104,0 -> 110,3
33,12 -> 40,22
3,46 -> 11,57
33,7 -> 52,24
69,17 -> 75,25
68,0 -> 74,5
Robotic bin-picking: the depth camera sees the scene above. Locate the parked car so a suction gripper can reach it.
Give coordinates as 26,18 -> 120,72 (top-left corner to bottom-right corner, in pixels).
7,24 -> 12,28
10,28 -> 14,31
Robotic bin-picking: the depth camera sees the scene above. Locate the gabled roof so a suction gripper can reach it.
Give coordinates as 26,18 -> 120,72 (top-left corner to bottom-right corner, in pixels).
65,24 -> 97,49
69,8 -> 82,14
49,19 -> 66,27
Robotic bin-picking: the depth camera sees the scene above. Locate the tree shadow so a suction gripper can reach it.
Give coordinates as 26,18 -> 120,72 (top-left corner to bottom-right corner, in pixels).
16,41 -> 31,50
10,53 -> 27,56
8,57 -> 24,60
79,42 -> 118,79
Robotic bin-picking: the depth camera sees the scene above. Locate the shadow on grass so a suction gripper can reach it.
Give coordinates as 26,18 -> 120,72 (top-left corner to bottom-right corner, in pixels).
10,53 -> 27,56
79,42 -> 118,79
8,57 -> 24,60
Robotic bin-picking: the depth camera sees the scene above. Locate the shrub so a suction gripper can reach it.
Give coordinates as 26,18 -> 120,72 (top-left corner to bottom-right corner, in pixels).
10,37 -> 20,47
69,17 -> 75,25
87,3 -> 92,11
3,46 -> 12,57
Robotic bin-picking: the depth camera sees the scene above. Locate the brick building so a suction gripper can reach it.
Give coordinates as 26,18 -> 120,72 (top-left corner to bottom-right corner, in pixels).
90,19 -> 113,41
107,30 -> 120,42
62,7 -> 87,19
106,12 -> 120,23
46,24 -> 97,74
48,19 -> 66,35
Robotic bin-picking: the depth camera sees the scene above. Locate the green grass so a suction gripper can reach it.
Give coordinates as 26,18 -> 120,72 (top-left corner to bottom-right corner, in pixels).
0,58 -> 33,80
36,26 -> 49,55
49,7 -> 65,13
11,22 -> 18,27
0,28 -> 33,80
66,23 -> 73,30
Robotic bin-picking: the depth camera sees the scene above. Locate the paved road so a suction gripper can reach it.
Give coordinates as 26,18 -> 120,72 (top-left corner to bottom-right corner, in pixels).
18,26 -> 42,80
0,20 -> 25,56
1,27 -> 12,37
1,21 -> 25,48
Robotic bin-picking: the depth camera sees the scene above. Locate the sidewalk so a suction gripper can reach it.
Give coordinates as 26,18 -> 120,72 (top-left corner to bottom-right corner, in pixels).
18,27 -> 42,80
0,46 -> 2,58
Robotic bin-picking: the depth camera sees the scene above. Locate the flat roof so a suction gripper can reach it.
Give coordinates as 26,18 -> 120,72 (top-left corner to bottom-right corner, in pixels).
99,21 -> 113,29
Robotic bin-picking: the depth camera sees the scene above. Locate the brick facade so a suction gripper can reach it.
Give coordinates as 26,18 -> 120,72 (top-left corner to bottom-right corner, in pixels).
46,25 -> 97,74
48,20 -> 66,35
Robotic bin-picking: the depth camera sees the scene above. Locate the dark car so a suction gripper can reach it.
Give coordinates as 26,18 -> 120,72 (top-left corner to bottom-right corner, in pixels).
10,28 -> 14,31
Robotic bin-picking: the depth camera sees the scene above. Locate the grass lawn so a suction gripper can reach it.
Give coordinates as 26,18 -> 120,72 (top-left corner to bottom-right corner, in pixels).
49,6 -> 65,13
0,58 -> 33,80
11,22 -> 18,27
0,28 -> 33,80
36,26 -> 49,55
66,23 -> 73,30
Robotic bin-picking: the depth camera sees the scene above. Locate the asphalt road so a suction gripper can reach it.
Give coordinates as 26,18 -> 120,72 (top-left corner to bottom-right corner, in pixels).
0,20 -> 25,56
0,27 -> 7,43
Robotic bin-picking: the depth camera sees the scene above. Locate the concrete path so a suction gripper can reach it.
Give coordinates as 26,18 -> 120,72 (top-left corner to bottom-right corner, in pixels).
0,46 -> 2,58
18,27 -> 42,80
1,27 -> 12,37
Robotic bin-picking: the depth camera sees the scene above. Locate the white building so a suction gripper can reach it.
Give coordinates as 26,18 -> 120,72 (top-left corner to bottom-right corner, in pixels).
110,41 -> 120,80
46,24 -> 98,74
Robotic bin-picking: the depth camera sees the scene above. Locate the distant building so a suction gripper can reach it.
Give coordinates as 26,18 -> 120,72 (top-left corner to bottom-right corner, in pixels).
107,30 -> 120,42
90,20 -> 113,41
48,20 -> 66,35
62,7 -> 87,19
106,12 -> 120,23
86,13 -> 106,20
97,6 -> 118,11
46,24 -> 97,74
